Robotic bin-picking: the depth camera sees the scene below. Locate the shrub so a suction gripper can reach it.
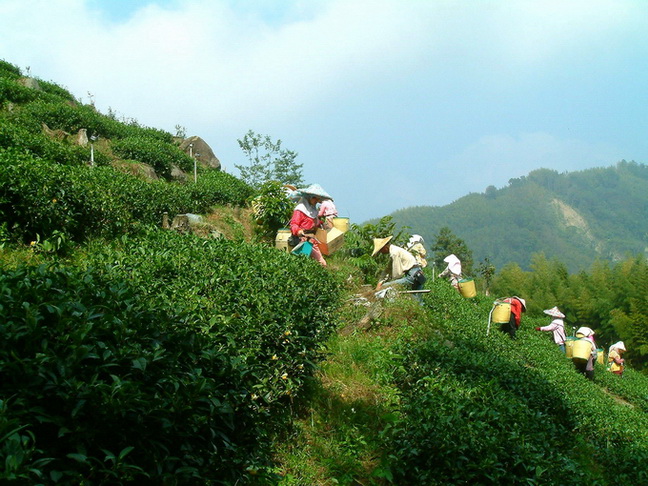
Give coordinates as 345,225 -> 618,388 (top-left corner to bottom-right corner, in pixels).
112,136 -> 193,179
0,230 -> 342,483
0,264 -> 256,484
249,180 -> 294,241
0,59 -> 22,79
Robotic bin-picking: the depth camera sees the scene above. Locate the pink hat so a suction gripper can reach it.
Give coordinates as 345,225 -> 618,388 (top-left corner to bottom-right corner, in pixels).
543,306 -> 565,318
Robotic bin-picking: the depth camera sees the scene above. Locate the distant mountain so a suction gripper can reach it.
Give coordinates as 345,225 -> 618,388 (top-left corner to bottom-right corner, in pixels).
387,162 -> 648,272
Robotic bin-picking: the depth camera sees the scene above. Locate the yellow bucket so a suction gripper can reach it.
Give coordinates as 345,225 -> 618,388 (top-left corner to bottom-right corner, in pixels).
332,217 -> 350,233
572,340 -> 592,361
565,337 -> 578,358
275,229 -> 293,253
458,278 -> 476,298
596,348 -> 605,365
492,302 -> 511,323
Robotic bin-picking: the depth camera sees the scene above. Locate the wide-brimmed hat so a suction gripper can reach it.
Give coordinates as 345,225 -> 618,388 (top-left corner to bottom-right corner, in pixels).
371,236 -> 393,256
443,254 -> 462,275
609,341 -> 626,352
576,326 -> 594,337
408,234 -> 424,247
543,306 -> 565,318
298,184 -> 332,200
513,296 -> 527,310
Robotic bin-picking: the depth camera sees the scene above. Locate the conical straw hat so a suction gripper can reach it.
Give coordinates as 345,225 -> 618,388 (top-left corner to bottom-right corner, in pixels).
543,306 -> 565,318
371,236 -> 393,256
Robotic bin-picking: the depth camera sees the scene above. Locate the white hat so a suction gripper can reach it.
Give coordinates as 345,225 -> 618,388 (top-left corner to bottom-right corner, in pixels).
298,183 -> 332,200
371,236 -> 393,256
407,234 -> 424,248
576,326 -> 594,337
443,254 -> 462,275
609,341 -> 626,352
543,306 -> 565,318
512,296 -> 527,310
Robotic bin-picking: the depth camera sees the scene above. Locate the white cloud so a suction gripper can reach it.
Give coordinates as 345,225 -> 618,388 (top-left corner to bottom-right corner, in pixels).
1,0 -> 646,223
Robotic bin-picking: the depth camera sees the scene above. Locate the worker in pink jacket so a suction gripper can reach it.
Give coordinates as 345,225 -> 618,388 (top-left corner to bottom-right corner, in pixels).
535,306 -> 567,352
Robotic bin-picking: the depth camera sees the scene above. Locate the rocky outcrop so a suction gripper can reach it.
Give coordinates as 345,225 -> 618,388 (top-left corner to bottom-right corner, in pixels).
179,136 -> 221,170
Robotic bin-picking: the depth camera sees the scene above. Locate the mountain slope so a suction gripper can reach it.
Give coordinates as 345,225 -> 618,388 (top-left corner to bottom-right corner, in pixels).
388,163 -> 648,272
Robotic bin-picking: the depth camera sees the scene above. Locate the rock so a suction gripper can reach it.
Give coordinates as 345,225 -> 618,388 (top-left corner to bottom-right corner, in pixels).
76,128 -> 88,146
42,123 -> 69,141
179,136 -> 221,170
19,77 -> 40,90
171,165 -> 187,182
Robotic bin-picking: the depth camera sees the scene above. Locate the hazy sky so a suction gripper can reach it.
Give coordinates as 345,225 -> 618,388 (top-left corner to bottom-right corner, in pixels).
1,0 -> 647,222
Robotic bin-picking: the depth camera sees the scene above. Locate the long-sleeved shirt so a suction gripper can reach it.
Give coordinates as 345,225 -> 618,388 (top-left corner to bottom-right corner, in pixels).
540,318 -> 567,344
504,297 -> 524,327
388,245 -> 418,279
407,242 -> 428,268
290,198 -> 321,236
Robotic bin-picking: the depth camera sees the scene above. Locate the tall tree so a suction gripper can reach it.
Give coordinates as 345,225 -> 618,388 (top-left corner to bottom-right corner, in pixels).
431,226 -> 474,275
235,130 -> 304,189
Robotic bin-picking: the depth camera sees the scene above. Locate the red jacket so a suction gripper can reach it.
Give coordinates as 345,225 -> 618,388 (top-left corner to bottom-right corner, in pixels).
290,210 -> 320,236
504,298 -> 524,327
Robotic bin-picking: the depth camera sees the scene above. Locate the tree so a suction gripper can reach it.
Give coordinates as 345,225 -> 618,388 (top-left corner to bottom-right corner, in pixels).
235,130 -> 304,189
477,257 -> 496,295
431,226 -> 474,275
251,180 -> 294,242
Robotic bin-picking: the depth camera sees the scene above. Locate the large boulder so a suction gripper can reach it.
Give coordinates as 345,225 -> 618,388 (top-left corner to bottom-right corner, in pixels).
179,136 -> 221,170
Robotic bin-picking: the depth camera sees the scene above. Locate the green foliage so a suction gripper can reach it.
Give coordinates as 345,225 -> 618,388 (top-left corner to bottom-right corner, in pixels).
492,254 -> 648,369
251,180 -> 295,241
35,79 -> 77,103
235,130 -> 303,189
0,117 -> 102,166
0,78 -> 40,105
381,279 -> 648,485
0,59 -> 22,79
477,256 -> 496,294
107,135 -> 194,178
387,162 -> 648,272
0,229 -> 342,483
431,225 -> 474,275
342,216 -> 409,284
0,148 -> 253,244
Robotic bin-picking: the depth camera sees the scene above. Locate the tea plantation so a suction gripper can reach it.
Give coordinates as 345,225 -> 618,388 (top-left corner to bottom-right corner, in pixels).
2,59 -> 648,485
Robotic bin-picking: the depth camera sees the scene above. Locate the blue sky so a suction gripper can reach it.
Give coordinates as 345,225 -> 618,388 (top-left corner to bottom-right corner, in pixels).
1,0 -> 647,222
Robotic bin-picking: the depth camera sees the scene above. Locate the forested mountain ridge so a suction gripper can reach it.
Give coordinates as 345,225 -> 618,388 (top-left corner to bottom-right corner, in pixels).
387,162 -> 648,272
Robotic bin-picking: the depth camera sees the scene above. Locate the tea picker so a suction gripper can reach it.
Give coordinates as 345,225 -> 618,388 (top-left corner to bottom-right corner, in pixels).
371,236 -> 427,303
487,296 -> 525,338
487,299 -> 511,336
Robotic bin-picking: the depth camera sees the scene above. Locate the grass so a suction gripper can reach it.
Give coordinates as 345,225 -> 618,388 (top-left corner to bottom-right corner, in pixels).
273,269 -> 429,485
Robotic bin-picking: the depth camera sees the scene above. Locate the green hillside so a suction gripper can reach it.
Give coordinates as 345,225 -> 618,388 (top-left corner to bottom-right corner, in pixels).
2,59 -> 648,485
387,164 -> 648,272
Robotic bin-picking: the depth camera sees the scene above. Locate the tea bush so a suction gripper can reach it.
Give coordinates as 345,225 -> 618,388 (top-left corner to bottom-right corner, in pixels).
0,59 -> 22,79
0,230 -> 342,484
382,279 -> 648,484
112,136 -> 193,178
0,78 -> 41,105
0,118 -> 98,166
0,264 -> 259,484
0,149 -> 253,244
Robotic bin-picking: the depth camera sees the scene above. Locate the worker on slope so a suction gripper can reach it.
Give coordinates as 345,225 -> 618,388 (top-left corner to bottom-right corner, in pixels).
607,341 -> 626,377
405,234 -> 428,269
500,296 -> 526,339
372,236 -> 426,302
439,254 -> 462,292
290,184 -> 332,266
573,326 -> 597,380
535,306 -> 567,352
